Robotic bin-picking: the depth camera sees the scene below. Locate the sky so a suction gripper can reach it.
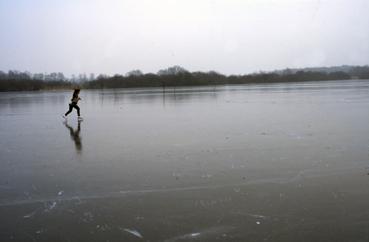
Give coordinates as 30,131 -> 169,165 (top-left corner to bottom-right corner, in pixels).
0,0 -> 368,76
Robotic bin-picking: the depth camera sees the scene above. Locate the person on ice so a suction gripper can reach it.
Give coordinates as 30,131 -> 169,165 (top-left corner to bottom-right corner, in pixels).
63,88 -> 83,120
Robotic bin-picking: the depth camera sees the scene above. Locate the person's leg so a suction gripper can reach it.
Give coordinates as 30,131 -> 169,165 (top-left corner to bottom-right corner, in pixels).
65,104 -> 73,116
73,104 -> 80,117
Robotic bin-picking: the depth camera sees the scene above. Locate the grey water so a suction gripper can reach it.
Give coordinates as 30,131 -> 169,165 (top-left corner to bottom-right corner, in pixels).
0,80 -> 369,241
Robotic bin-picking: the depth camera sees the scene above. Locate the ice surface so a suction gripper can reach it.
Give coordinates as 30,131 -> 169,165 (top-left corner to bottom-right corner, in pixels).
0,80 -> 369,241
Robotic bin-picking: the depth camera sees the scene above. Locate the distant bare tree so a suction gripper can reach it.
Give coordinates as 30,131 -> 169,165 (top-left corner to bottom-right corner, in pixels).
126,69 -> 143,77
157,66 -> 188,76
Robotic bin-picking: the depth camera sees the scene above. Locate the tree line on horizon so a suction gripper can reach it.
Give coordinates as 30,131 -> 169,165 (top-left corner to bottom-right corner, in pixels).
1,65 -> 369,92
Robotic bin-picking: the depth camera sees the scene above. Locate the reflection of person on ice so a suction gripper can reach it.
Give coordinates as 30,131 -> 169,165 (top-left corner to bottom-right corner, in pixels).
64,119 -> 82,152
63,88 -> 83,120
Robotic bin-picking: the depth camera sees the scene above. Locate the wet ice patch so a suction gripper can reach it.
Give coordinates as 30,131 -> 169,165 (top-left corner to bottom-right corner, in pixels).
23,209 -> 38,219
123,228 -> 143,239
191,233 -> 200,237
35,228 -> 46,234
49,202 -> 57,210
44,201 -> 57,212
249,214 -> 267,219
164,226 -> 234,242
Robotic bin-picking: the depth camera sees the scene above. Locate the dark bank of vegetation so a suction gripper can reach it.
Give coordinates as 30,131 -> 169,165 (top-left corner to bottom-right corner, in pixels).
0,71 -> 73,91
1,65 -> 369,92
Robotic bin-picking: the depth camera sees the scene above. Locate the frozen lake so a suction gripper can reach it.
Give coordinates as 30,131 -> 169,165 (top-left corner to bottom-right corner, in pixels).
1,80 -> 369,241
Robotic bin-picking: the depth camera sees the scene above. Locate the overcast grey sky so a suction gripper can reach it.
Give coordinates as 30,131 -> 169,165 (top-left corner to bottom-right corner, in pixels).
0,0 -> 368,76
